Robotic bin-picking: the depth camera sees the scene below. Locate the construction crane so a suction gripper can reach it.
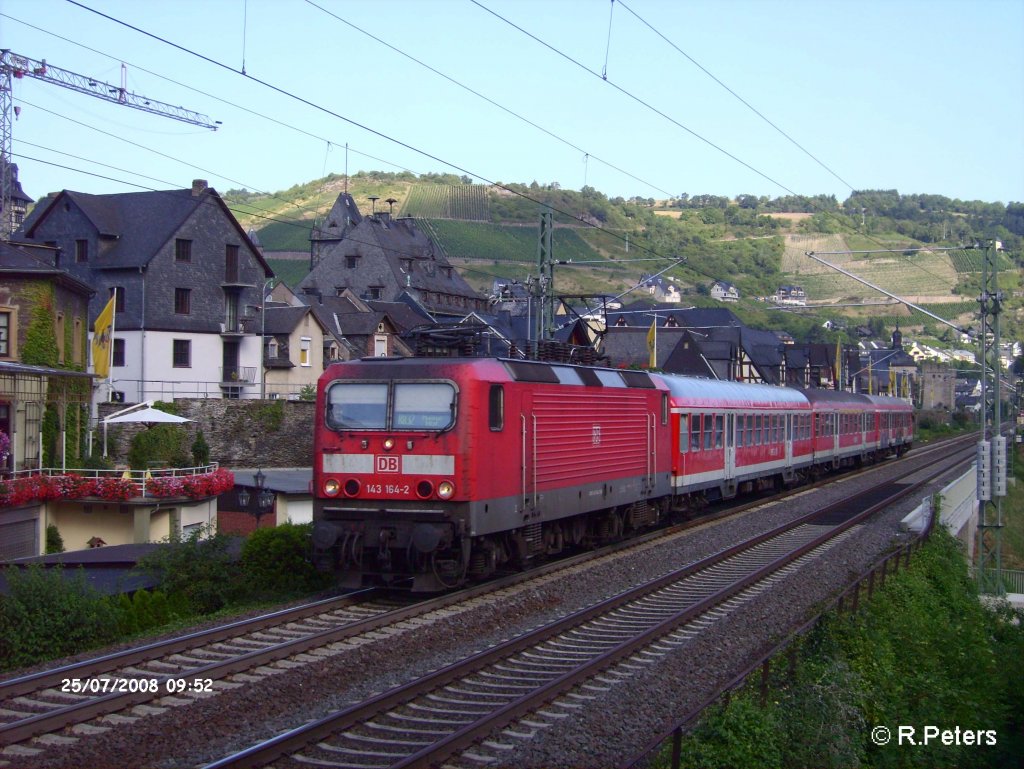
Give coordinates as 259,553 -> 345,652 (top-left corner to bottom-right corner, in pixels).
0,49 -> 219,238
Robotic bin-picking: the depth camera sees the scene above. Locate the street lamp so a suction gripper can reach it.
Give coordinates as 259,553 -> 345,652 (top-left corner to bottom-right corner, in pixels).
260,278 -> 275,400
236,468 -> 274,528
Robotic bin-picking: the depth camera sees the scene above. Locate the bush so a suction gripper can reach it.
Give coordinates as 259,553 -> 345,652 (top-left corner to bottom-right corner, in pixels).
136,527 -> 243,614
191,430 -> 211,466
79,453 -> 115,471
127,402 -> 190,469
240,523 -> 328,596
0,565 -> 120,669
674,530 -> 1023,769
45,523 -> 65,554
115,588 -> 189,636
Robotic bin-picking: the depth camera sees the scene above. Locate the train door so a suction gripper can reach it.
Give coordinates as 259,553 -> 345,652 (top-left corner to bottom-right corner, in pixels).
520,392 -> 538,516
724,413 -> 735,481
784,412 -> 794,472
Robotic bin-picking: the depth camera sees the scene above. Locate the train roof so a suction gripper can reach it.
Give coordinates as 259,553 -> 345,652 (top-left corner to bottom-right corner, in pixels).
800,388 -> 879,409
861,393 -> 914,410
655,374 -> 810,409
326,357 -> 667,391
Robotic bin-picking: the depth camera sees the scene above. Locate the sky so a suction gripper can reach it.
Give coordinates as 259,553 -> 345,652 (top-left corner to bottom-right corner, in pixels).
2,0 -> 1023,210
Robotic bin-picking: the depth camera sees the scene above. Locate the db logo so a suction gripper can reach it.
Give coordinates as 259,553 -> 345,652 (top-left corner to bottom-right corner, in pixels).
375,455 -> 400,473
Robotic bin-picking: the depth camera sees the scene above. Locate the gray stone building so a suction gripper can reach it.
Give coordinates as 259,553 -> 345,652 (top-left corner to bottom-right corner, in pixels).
17,180 -> 273,402
301,193 -> 485,320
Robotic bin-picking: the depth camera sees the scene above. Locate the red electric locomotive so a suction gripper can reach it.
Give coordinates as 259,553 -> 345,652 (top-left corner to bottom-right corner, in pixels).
311,356 -> 673,591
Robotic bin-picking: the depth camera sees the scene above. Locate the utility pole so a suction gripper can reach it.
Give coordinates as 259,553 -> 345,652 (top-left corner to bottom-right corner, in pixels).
977,239 -> 1006,594
535,205 -> 554,342
0,50 -> 218,238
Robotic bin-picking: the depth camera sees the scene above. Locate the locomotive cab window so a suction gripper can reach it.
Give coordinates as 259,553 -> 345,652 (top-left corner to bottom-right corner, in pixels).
326,382 -> 388,429
327,381 -> 456,431
393,383 -> 456,429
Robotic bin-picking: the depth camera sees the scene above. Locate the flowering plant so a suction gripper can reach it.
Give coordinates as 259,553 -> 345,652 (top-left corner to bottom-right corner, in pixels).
146,467 -> 234,499
0,467 -> 234,508
94,477 -> 138,501
0,430 -> 10,467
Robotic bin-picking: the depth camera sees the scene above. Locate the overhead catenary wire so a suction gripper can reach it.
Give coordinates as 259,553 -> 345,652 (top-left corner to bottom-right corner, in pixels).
469,0 -> 798,198
60,0 -> 696,281
12,152 -> 644,289
601,0 -> 615,80
615,0 -> 857,194
470,0 -> 966,289
0,11 -> 422,207
299,0 -> 675,199
25,2 -> 961,308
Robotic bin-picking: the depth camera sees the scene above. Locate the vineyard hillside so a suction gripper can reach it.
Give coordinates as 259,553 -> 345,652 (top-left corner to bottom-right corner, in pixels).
224,172 -> 1022,344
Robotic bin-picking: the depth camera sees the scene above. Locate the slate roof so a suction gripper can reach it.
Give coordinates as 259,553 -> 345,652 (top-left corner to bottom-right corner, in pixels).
0,240 -> 95,295
602,326 -> 688,369
367,298 -> 434,330
257,305 -> 315,335
0,543 -> 164,596
21,186 -> 272,276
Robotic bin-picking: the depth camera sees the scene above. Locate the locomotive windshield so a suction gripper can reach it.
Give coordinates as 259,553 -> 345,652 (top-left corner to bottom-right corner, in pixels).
326,381 -> 456,431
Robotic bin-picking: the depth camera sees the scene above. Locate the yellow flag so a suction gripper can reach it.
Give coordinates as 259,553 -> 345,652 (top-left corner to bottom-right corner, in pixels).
889,368 -> 896,394
91,295 -> 115,378
646,320 -> 657,368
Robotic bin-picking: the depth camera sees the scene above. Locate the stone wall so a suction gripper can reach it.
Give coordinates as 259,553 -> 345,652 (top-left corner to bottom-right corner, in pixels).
98,399 -> 315,468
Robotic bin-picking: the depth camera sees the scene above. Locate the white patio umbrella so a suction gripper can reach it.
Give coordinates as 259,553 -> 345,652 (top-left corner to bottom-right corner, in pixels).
100,404 -> 193,457
102,407 -> 193,426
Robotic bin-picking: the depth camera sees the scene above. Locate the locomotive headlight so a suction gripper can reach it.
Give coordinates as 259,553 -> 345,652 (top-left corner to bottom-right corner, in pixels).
437,481 -> 455,499
324,478 -> 341,496
383,437 -> 396,451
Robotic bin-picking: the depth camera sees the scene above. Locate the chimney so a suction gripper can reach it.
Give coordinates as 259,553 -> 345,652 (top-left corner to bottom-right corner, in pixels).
191,179 -> 208,197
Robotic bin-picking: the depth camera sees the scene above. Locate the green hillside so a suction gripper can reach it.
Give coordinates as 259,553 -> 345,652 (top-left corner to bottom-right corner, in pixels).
223,173 -> 1023,344
426,220 -> 605,264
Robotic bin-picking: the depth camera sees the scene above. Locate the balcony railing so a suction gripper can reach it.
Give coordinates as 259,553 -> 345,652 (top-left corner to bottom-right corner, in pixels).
106,378 -> 318,401
219,366 -> 256,384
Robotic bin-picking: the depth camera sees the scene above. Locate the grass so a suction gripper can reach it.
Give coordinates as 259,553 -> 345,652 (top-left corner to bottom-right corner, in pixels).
999,445 -> 1024,571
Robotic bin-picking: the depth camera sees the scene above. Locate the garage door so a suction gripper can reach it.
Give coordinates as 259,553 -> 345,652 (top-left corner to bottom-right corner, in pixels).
0,520 -> 37,561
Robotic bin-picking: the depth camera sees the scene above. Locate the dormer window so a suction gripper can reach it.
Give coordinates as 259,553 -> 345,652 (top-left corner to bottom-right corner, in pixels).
346,255 -> 359,269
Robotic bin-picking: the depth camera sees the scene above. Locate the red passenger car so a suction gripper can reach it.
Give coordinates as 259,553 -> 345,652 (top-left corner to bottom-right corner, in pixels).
658,376 -> 812,502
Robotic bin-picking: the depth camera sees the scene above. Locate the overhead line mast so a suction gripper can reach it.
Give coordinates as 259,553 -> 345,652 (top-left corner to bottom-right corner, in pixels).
0,49 -> 219,238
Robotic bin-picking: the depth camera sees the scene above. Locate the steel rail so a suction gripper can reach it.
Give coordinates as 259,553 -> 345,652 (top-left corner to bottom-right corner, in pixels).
0,589 -> 379,699
0,435 -> 968,755
204,439 -> 973,769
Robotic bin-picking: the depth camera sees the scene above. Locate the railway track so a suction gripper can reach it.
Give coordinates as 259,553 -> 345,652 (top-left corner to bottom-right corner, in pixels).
0,436 -> 973,766
0,590 -> 414,746
205,439 -> 973,769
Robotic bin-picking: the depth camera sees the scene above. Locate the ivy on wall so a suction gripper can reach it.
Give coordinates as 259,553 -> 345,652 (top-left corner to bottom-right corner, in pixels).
17,282 -> 90,467
20,283 -> 59,368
